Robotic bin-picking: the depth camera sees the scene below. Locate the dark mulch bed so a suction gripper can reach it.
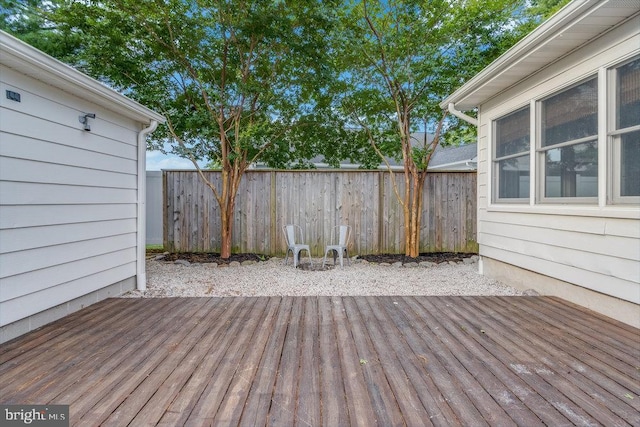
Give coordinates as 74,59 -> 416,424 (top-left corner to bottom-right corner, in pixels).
150,250 -> 475,265
359,252 -> 474,264
158,252 -> 265,265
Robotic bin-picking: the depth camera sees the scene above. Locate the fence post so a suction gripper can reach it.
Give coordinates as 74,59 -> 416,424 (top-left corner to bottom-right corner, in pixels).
270,170 -> 278,255
378,171 -> 385,254
162,170 -> 169,251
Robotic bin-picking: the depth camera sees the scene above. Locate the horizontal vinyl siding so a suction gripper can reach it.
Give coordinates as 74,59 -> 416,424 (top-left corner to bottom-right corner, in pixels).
481,211 -> 638,238
0,249 -> 136,302
1,133 -> 137,175
480,224 -> 639,284
0,181 -> 137,205
0,218 -> 136,254
0,64 -> 141,326
0,111 -> 137,161
480,245 -> 638,304
0,231 -> 136,279
0,263 -> 136,325
477,17 -> 640,303
0,204 -> 137,229
478,214 -> 640,303
1,156 -> 136,189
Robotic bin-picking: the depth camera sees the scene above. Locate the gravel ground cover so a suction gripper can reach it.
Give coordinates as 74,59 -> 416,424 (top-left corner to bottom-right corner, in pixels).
123,256 -> 525,298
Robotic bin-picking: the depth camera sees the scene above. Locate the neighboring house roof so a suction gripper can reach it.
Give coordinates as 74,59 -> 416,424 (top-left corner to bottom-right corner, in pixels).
428,143 -> 477,171
440,0 -> 640,110
295,132 -> 477,171
0,30 -> 165,124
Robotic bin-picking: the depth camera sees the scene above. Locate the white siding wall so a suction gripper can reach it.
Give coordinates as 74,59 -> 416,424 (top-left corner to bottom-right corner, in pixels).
0,65 -> 141,326
477,17 -> 640,304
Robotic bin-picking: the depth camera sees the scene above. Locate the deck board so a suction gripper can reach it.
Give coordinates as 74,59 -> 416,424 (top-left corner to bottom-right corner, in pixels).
185,297 -> 265,425
354,297 -> 437,427
499,297 -> 640,406
317,297 -> 350,427
343,297 -> 404,427
1,296 -> 638,427
331,296 -> 378,427
296,297 -> 321,427
457,297 -> 633,426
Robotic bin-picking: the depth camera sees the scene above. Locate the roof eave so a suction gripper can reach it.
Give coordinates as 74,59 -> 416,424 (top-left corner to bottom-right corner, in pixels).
440,0 -> 608,111
0,30 -> 165,124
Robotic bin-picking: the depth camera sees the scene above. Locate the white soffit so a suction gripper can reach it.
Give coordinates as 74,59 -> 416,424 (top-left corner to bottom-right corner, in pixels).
441,0 -> 640,111
0,30 -> 165,124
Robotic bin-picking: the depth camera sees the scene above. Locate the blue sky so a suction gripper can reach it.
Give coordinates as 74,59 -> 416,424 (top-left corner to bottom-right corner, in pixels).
146,142 -> 207,170
146,149 -> 196,170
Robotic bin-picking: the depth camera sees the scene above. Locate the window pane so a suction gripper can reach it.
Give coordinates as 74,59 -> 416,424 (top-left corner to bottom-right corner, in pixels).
618,58 -> 640,129
544,141 -> 597,197
495,107 -> 530,157
497,155 -> 530,199
542,78 -> 597,147
621,130 -> 640,197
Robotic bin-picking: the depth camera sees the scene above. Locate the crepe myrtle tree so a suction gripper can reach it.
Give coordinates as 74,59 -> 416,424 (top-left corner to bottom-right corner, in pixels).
337,0 -> 543,258
15,0 -> 567,258
49,0 -> 344,258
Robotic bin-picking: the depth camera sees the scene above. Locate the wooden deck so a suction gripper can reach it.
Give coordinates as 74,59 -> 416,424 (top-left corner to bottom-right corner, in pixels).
1,296 -> 638,426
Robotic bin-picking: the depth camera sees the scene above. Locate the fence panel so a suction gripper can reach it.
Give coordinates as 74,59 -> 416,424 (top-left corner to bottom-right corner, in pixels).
164,170 -> 477,255
145,171 -> 163,245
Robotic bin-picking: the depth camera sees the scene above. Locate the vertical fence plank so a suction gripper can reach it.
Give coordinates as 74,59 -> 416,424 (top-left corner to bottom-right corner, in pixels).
270,171 -> 277,255
163,170 -> 477,255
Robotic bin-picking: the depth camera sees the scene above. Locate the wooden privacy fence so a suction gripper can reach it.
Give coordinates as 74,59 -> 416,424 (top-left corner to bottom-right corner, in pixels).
163,170 -> 478,255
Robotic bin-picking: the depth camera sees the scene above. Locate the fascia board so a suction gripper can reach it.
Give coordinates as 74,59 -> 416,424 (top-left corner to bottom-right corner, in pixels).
439,0 -> 605,111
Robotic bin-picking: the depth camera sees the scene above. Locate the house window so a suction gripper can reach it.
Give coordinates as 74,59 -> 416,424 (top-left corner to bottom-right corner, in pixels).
493,106 -> 530,202
611,57 -> 640,202
539,78 -> 598,200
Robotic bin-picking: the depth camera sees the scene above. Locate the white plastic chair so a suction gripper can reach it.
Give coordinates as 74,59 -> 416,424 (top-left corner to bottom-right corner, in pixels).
322,225 -> 351,268
282,224 -> 312,268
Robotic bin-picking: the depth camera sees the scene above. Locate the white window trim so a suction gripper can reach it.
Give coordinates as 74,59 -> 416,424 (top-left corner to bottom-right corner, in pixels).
608,56 -> 640,205
537,76 -> 599,204
529,99 -> 536,207
486,64 -> 640,218
486,203 -> 640,220
598,67 -> 608,208
490,105 -> 531,204
609,125 -> 640,205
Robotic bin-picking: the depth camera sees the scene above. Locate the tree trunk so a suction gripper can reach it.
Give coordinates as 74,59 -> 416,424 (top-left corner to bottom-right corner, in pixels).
203,170 -> 240,259
401,112 -> 446,258
410,173 -> 427,258
220,208 -> 233,258
219,160 -> 243,259
403,170 -> 412,257
173,111 -> 248,260
408,176 -> 420,258
404,173 -> 424,258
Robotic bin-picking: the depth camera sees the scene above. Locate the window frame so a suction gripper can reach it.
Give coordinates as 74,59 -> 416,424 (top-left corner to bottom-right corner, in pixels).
608,55 -> 640,205
536,76 -> 599,204
492,105 -> 531,204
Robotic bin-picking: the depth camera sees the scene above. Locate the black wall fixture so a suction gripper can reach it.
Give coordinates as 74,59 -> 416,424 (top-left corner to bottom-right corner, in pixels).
6,90 -> 20,102
79,113 -> 96,131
